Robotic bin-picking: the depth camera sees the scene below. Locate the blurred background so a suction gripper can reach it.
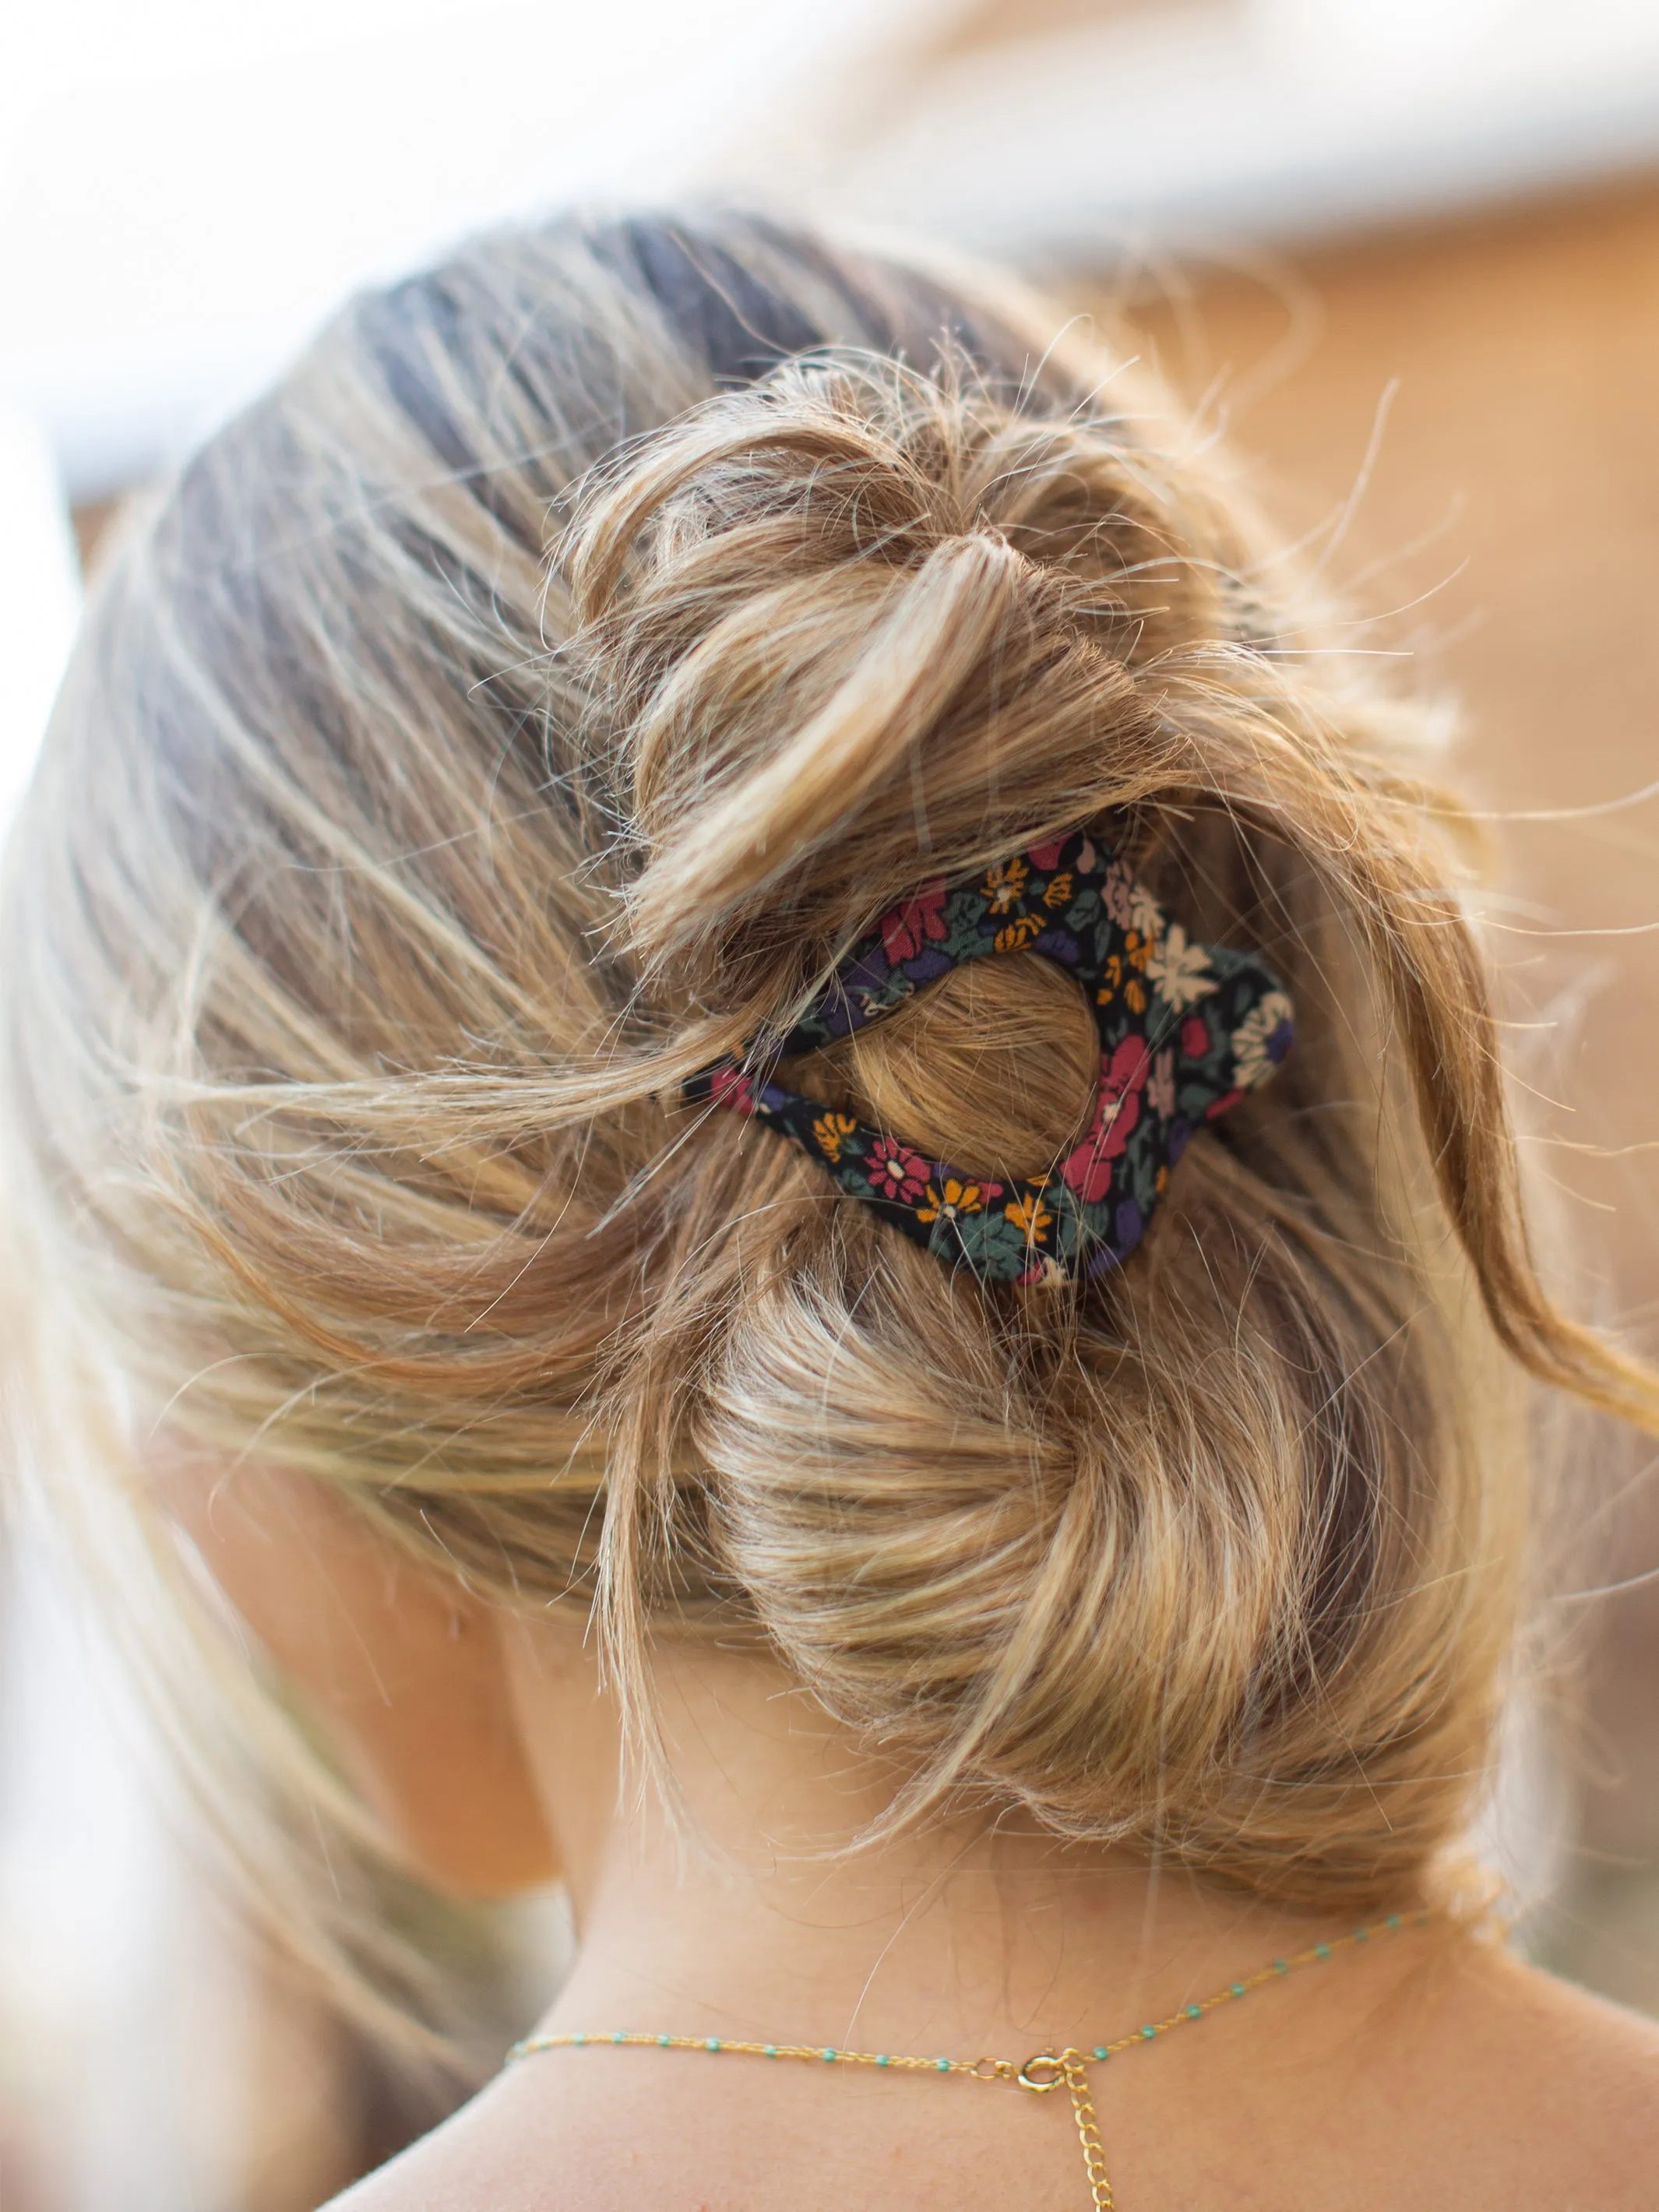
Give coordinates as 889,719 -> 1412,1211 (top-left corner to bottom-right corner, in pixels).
5,1 -> 1659,2202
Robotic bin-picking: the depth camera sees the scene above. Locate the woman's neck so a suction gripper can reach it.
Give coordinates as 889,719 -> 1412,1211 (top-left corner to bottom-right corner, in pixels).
456,1620 -> 1657,2212
503,1623 -> 1410,2058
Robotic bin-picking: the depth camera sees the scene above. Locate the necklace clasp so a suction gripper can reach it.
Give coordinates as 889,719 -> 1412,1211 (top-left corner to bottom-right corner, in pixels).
1016,2051 -> 1066,2094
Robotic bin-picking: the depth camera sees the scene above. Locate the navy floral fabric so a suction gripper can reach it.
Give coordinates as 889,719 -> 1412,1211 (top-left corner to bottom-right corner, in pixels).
685,832 -> 1293,1285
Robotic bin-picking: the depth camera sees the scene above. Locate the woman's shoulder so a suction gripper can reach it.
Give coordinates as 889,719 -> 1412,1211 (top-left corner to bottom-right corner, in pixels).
1452,1939 -> 1659,2081
321,2067 -> 549,2212
1382,1940 -> 1659,2205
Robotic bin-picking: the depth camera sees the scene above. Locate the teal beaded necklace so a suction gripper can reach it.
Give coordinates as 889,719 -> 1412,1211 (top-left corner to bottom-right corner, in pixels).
507,1907 -> 1432,2210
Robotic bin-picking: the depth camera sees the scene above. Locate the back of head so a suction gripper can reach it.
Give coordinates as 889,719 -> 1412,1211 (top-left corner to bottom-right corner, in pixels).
5,211 -> 1652,2020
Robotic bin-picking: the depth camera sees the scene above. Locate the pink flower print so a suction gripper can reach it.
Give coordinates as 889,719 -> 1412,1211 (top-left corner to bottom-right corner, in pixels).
1101,861 -> 1136,929
1027,838 -> 1065,872
867,1136 -> 931,1205
1180,1014 -> 1210,1062
1061,1037 -> 1152,1203
1148,1047 -> 1176,1122
881,879 -> 948,964
709,1065 -> 758,1117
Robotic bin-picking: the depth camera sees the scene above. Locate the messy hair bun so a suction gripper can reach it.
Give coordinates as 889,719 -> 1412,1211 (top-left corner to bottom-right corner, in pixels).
7,211 -> 1657,2004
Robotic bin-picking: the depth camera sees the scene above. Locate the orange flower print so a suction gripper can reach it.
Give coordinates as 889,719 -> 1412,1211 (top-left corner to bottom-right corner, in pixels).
812,1111 -> 858,1161
917,1176 -> 984,1225
1006,1191 -> 1053,1243
1041,870 -> 1074,909
995,912 -> 1043,954
984,857 -> 1028,914
1124,977 -> 1147,1014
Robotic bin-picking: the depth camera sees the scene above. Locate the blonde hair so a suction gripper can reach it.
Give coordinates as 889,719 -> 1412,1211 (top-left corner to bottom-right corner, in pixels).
5,212 -> 1655,2033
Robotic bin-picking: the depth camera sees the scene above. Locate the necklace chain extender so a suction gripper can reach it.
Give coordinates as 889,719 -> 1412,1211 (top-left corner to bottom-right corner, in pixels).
507,1908 -> 1431,2209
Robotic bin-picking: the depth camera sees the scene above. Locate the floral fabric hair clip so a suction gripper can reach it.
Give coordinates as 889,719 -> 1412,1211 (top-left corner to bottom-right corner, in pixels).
684,832 -> 1293,1285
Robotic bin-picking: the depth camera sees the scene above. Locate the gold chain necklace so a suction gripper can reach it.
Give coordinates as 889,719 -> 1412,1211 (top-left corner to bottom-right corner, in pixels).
508,1908 -> 1429,2209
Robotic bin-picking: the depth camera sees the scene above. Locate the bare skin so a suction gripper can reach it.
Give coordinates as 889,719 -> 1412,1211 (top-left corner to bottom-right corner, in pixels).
181,1467 -> 1659,2210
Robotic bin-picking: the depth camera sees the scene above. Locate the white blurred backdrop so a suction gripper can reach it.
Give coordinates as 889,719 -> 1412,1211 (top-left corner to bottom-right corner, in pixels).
5,2 -> 1659,2203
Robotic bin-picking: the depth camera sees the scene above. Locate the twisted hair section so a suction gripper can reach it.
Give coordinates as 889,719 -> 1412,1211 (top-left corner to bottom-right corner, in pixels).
5,213 -> 1655,2042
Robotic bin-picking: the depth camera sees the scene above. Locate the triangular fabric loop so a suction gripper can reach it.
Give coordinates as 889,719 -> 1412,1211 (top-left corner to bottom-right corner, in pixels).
685,831 -> 1292,1285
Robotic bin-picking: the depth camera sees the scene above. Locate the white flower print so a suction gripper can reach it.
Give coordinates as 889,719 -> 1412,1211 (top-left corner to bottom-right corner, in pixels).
1145,921 -> 1214,1011
1231,991 -> 1294,1089
1127,881 -> 1164,940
